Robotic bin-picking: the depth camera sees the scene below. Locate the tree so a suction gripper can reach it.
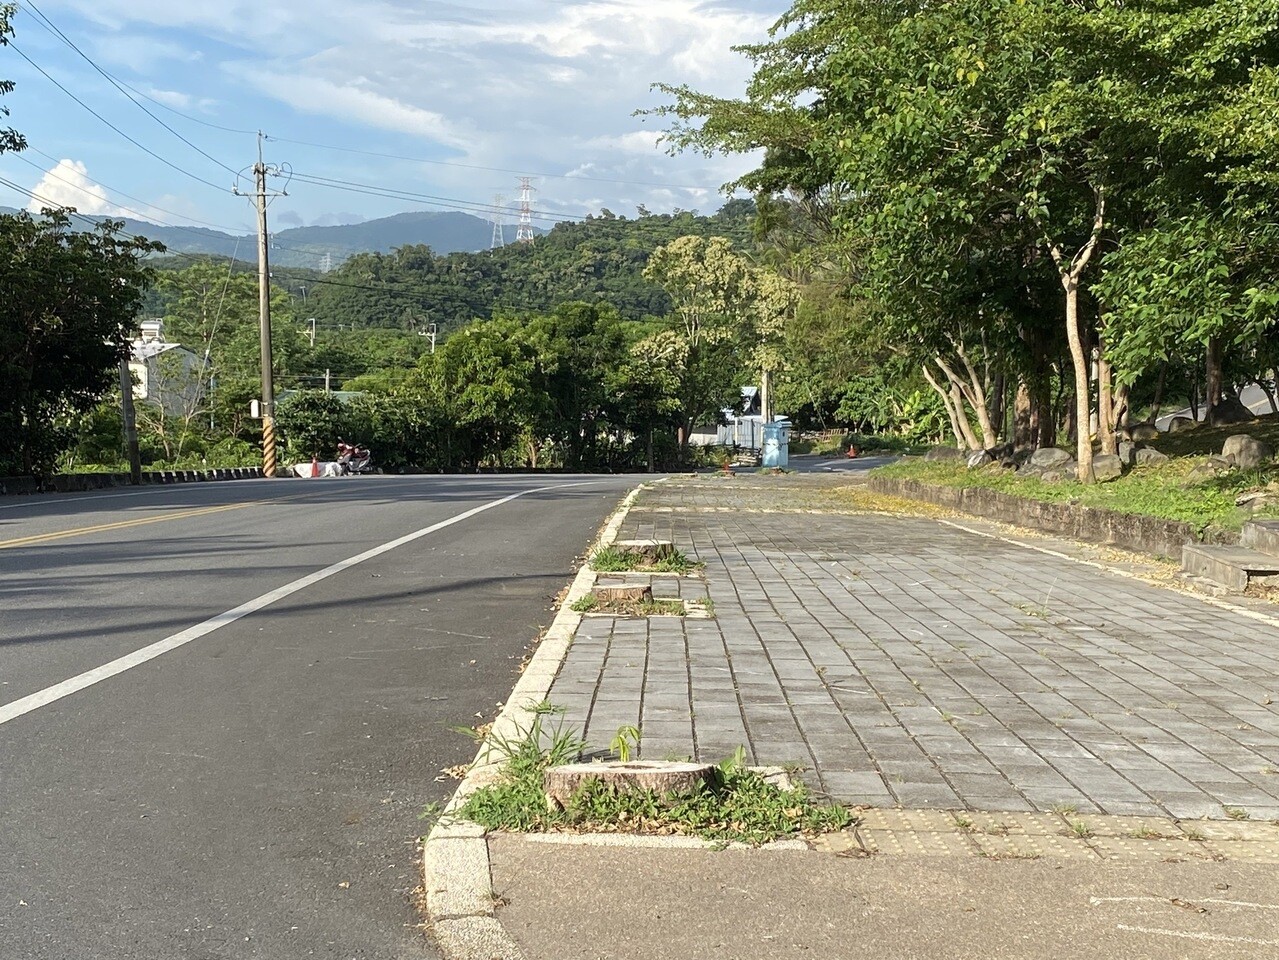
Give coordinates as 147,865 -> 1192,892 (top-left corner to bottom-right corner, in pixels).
642,236 -> 756,451
0,210 -> 160,474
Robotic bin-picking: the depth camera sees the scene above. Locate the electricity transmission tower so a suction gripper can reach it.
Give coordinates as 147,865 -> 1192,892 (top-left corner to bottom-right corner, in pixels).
491,193 -> 506,249
516,177 -> 536,244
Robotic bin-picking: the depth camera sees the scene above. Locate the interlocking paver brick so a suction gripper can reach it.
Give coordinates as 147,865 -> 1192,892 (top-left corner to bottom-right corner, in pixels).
547,476 -> 1279,819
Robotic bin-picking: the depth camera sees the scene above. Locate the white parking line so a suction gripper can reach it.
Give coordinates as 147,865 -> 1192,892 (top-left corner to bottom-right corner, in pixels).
0,481 -> 591,727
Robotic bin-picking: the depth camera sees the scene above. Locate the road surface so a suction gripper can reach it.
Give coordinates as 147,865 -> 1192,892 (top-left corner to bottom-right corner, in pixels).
0,474 -> 634,960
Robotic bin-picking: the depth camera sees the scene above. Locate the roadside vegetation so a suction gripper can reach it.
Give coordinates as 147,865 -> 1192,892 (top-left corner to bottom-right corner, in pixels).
7,2 -> 1279,502
589,545 -> 703,575
876,412 -> 1279,535
449,708 -> 853,846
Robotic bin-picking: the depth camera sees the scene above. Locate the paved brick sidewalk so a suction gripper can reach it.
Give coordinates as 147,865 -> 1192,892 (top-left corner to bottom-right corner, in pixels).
548,476 -> 1279,820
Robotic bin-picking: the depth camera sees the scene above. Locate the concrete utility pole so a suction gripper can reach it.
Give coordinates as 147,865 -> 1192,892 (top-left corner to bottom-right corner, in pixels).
235,133 -> 288,477
118,355 -> 142,485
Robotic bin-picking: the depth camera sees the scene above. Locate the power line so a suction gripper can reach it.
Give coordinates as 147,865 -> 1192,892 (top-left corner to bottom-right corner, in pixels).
18,146 -> 245,233
290,171 -> 579,225
264,134 -> 705,191
6,41 -> 231,194
17,0 -> 242,177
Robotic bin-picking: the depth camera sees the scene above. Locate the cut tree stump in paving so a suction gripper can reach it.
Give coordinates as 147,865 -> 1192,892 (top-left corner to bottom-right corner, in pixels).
592,584 -> 653,603
544,761 -> 717,809
613,539 -> 678,563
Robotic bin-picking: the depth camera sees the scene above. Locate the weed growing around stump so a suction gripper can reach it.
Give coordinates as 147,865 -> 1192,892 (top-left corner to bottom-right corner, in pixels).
590,545 -> 704,575
447,710 -> 853,846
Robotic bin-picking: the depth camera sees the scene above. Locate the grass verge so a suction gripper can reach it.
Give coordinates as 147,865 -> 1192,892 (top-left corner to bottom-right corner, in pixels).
872,457 -> 1279,536
449,710 -> 854,846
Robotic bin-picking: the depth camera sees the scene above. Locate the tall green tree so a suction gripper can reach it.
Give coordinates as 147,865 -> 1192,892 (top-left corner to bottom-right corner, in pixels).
0,211 -> 160,474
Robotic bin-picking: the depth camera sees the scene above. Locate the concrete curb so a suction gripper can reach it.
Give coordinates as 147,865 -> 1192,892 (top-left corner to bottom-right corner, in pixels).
0,467 -> 267,498
421,483 -> 647,960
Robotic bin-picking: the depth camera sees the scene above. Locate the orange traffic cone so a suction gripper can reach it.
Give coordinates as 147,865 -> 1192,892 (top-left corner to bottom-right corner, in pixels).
311,454 -> 319,478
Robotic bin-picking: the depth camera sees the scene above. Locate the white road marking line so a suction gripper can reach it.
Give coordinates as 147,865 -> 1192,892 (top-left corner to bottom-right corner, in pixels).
0,481 -> 592,727
1093,896 -> 1279,911
1116,924 -> 1279,947
937,518 -> 1279,629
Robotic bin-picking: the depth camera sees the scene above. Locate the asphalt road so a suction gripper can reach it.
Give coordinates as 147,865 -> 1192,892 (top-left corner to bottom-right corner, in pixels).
0,474 -> 635,960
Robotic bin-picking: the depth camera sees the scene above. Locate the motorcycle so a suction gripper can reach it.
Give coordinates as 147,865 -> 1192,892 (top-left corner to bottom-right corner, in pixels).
336,441 -> 375,475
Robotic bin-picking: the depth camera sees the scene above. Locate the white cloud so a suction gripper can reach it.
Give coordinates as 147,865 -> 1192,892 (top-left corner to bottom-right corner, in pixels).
37,1 -> 788,220
27,159 -> 126,215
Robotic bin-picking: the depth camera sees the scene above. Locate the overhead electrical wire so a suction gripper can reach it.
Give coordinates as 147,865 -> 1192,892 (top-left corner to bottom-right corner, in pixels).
6,41 -> 231,194
264,135 -> 705,191
17,0 -> 243,177
18,145 -> 244,234
290,171 -> 582,224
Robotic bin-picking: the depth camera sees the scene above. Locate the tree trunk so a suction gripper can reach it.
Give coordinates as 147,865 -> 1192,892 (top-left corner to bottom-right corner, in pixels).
1043,188 -> 1105,482
1014,380 -> 1034,452
1064,283 -> 1094,480
1097,347 -> 1116,456
1113,382 -> 1131,439
990,373 -> 1007,444
1206,335 -> 1224,421
922,364 -> 976,450
1149,363 -> 1167,423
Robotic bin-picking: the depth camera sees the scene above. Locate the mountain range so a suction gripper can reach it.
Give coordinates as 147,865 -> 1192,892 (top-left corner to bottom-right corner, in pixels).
0,207 -> 538,270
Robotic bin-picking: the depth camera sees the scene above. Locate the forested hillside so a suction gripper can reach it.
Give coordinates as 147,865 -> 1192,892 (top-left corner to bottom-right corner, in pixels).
299,200 -> 757,331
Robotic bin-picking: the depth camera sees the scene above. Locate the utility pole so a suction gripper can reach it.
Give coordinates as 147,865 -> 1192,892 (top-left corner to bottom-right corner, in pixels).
255,151 -> 277,477
235,133 -> 288,477
118,355 -> 141,485
324,368 -> 331,394
306,317 -> 316,348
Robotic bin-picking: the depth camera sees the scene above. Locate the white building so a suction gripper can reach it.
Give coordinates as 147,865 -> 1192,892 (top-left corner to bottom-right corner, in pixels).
128,320 -> 204,418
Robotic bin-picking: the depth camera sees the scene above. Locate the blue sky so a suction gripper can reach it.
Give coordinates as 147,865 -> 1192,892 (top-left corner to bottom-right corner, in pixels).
0,0 -> 788,236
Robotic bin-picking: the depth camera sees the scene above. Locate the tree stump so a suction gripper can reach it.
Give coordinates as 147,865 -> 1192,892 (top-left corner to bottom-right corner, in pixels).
544,760 -> 717,809
613,539 -> 678,563
592,584 -> 653,604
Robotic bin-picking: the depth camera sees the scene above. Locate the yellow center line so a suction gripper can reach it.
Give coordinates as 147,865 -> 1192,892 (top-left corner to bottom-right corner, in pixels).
0,500 -> 269,550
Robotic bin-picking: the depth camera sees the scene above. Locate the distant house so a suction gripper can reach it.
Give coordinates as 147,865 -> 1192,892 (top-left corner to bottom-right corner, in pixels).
129,320 -> 204,418
690,386 -> 765,449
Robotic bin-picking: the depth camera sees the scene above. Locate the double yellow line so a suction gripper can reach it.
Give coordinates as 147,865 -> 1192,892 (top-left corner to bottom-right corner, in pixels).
0,500 -> 266,550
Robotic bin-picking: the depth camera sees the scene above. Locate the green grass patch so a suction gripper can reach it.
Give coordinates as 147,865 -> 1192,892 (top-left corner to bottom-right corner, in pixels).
589,545 -> 703,575
571,594 -> 687,617
450,718 -> 853,846
873,456 -> 1279,537
1147,411 -> 1279,459
790,431 -> 923,458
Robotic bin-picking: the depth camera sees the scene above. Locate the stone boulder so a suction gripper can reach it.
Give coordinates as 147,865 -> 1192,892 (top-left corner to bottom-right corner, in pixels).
966,450 -> 993,470
924,445 -> 963,462
1222,434 -> 1274,471
1128,422 -> 1160,442
1029,447 -> 1073,469
1167,415 -> 1199,433
1185,457 -> 1233,485
1116,441 -> 1136,467
1207,396 -> 1256,427
1133,447 -> 1169,466
1040,461 -> 1077,482
1091,454 -> 1124,482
